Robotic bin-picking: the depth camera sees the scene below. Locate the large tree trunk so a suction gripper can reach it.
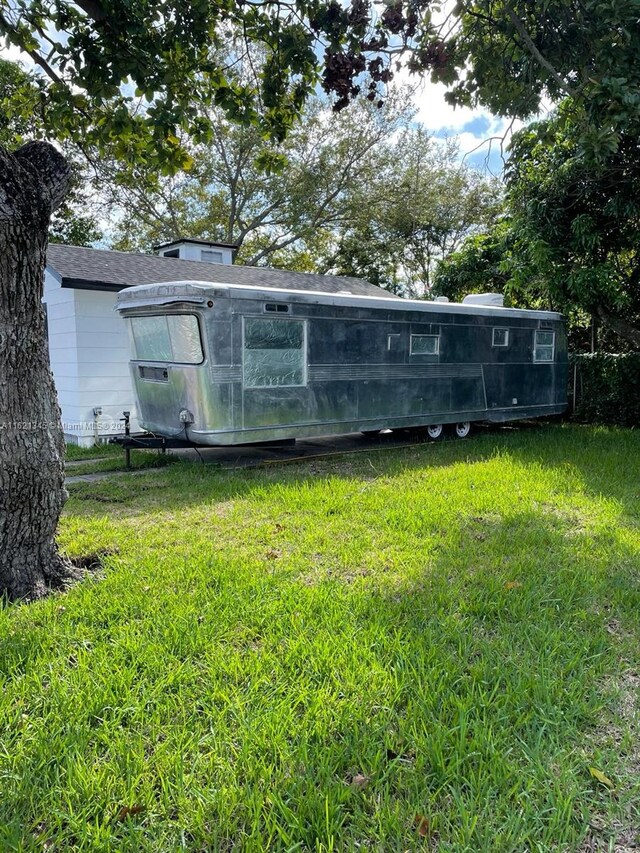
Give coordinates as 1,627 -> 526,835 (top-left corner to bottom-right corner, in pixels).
0,142 -> 80,601
596,306 -> 640,350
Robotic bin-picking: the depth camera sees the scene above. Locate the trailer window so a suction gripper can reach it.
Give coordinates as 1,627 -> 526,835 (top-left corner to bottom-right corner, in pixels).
130,314 -> 203,364
410,334 -> 439,355
534,330 -> 555,362
492,328 -> 509,347
243,318 -> 306,387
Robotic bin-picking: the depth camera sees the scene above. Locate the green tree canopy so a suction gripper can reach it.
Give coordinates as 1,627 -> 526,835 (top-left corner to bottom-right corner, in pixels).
324,132 -> 501,295
0,58 -> 102,245
432,220 -> 512,304
104,88 -> 414,266
435,102 -> 640,349
504,106 -> 640,347
2,0 -> 638,166
103,93 -> 499,292
446,0 -> 640,157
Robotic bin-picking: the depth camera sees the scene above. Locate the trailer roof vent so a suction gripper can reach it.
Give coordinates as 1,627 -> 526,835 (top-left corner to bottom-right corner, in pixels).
434,296 -> 449,303
462,293 -> 504,308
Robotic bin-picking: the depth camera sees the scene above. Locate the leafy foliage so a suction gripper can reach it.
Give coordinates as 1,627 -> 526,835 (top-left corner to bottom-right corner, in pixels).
0,60 -> 102,246
0,59 -> 42,147
106,96 -> 499,293
572,353 -> 640,426
432,220 -> 512,303
504,107 -> 640,346
48,199 -> 102,247
107,90 -> 413,266
2,0 -> 639,172
435,102 -> 640,348
325,133 -> 501,295
0,0 -> 436,165
447,0 -> 640,159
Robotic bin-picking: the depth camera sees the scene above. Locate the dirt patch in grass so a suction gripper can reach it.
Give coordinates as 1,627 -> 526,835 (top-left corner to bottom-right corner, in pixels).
580,669 -> 640,852
578,824 -> 640,852
72,549 -> 118,573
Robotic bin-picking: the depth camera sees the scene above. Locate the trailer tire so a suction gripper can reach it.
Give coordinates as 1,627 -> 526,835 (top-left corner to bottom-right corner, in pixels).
453,421 -> 472,438
426,424 -> 444,440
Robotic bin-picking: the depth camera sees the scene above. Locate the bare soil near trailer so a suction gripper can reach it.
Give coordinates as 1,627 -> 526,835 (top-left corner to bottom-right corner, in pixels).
2,423 -> 638,851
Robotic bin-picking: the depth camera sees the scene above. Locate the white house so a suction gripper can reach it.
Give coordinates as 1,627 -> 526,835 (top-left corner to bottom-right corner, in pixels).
43,238 -> 395,446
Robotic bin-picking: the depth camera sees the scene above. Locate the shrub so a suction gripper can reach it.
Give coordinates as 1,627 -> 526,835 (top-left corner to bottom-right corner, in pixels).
570,352 -> 640,427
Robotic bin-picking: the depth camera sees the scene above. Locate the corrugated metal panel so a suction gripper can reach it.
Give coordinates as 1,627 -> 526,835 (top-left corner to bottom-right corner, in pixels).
308,364 -> 483,382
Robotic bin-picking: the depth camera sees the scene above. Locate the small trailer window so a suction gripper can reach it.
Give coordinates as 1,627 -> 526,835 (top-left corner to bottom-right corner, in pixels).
244,318 -> 306,387
534,330 -> 555,362
410,334 -> 439,355
264,303 -> 290,313
492,328 -> 509,347
130,314 -> 203,364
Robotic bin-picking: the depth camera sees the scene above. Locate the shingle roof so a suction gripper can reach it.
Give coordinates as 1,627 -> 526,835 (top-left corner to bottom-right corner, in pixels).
46,244 -> 398,299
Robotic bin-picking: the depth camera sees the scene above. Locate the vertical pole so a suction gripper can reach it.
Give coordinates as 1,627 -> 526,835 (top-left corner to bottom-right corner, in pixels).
573,362 -> 578,413
122,411 -> 131,470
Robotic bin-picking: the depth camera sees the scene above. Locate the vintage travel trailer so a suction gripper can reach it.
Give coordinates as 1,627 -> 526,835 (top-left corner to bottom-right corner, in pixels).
116,281 -> 568,445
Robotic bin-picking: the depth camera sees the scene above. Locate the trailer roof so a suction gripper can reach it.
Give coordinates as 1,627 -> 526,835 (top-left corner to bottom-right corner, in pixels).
116,280 -> 564,321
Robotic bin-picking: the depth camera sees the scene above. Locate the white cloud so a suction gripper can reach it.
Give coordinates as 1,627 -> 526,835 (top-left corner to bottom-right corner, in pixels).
411,78 -> 481,132
402,73 -> 530,172
0,43 -> 32,64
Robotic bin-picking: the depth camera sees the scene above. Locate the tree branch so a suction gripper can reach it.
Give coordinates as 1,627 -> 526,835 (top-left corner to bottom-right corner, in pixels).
73,0 -> 108,23
595,305 -> 640,348
0,10 -> 65,86
503,3 -> 576,98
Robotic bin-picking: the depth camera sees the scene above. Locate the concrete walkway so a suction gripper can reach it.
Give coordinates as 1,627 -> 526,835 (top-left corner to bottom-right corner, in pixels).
65,457 -> 110,469
65,467 -> 164,485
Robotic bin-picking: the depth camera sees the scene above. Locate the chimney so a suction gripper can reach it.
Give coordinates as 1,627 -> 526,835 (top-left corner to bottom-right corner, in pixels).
154,238 -> 237,265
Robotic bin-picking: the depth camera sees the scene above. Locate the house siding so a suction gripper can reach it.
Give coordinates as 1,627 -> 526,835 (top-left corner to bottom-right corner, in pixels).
157,241 -> 234,264
43,272 -> 139,446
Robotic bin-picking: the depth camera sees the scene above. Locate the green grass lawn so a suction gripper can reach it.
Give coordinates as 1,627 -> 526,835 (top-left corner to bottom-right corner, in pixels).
65,442 -> 123,461
65,442 -> 170,476
2,424 -> 638,852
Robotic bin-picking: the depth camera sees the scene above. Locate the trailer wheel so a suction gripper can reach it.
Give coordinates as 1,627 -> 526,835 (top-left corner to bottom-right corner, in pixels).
426,424 -> 444,440
454,421 -> 472,438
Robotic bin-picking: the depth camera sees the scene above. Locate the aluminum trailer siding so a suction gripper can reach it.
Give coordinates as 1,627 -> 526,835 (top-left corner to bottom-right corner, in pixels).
116,281 -> 568,446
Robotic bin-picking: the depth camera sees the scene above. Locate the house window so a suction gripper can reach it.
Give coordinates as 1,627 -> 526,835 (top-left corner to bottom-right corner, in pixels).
410,334 -> 439,355
533,330 -> 555,362
129,314 -> 204,364
201,249 -> 224,264
243,318 -> 306,387
492,328 -> 509,347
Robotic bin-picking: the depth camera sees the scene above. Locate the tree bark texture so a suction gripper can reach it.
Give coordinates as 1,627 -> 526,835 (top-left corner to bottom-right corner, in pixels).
0,142 -> 79,601
596,306 -> 640,350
